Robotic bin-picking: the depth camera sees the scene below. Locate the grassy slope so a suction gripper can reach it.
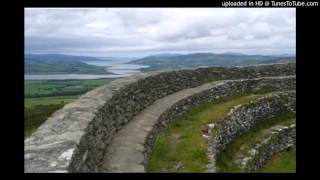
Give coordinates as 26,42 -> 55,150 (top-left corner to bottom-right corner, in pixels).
216,115 -> 296,172
147,94 -> 263,172
25,96 -> 78,107
25,103 -> 66,138
259,146 -> 296,173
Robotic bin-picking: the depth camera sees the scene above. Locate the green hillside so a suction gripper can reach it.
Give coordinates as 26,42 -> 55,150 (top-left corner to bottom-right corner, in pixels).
130,53 -> 296,72
25,59 -> 111,74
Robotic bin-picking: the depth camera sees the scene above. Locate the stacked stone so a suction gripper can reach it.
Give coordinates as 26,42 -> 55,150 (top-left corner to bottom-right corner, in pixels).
209,91 -> 296,172
244,124 -> 296,172
24,63 -> 296,173
214,91 -> 296,155
144,76 -> 296,167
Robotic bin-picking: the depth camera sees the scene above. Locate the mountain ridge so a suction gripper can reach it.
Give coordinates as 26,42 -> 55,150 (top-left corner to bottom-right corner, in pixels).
129,53 -> 296,72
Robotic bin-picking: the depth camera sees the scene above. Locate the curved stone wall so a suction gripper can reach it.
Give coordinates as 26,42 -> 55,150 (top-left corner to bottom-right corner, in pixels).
214,91 -> 296,155
24,63 -> 296,173
244,124 -> 296,172
144,76 -> 296,166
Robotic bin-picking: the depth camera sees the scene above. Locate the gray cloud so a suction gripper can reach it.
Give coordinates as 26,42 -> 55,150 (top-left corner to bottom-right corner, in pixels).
25,8 -> 296,57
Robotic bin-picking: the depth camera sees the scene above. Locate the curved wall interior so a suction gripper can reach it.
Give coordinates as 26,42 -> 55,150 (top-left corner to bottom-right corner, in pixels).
24,63 -> 296,173
143,77 -> 296,167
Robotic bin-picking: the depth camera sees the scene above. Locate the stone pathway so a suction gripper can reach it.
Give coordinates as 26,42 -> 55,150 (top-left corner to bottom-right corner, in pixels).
100,81 -> 226,172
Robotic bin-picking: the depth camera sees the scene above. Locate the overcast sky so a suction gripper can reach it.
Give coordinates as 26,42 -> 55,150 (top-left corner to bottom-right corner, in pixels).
25,8 -> 296,57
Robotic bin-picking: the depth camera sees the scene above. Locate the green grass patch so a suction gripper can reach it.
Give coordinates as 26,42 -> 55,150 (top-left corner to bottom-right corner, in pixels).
25,79 -> 112,98
216,115 -> 296,173
25,96 -> 77,107
24,95 -> 79,139
147,94 -> 264,172
259,146 -> 296,173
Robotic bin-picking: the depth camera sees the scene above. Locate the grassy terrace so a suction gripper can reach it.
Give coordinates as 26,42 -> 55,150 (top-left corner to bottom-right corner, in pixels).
147,93 -> 264,172
147,92 -> 296,173
259,146 -> 296,173
216,115 -> 296,173
24,79 -> 113,139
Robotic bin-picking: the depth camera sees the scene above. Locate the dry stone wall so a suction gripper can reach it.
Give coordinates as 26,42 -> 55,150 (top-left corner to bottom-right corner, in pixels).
214,91 -> 296,155
143,76 -> 296,166
244,124 -> 296,172
24,63 -> 296,173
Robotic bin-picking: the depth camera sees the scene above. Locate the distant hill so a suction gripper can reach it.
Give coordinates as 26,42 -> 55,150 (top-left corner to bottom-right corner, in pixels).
25,59 -> 112,75
145,53 -> 183,58
98,56 -> 140,61
129,53 -> 296,72
271,54 -> 296,58
25,54 -> 103,62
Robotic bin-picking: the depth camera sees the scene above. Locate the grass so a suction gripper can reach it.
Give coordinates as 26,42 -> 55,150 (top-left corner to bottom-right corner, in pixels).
147,94 -> 264,172
25,96 -> 78,107
25,79 -> 113,98
216,115 -> 296,173
24,79 -> 113,139
259,146 -> 296,173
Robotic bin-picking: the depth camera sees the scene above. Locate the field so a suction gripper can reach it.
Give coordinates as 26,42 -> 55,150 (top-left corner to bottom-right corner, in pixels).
24,79 -> 113,139
25,79 -> 113,98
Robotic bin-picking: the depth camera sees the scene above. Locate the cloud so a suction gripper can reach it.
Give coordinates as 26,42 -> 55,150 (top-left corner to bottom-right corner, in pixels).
25,8 -> 296,56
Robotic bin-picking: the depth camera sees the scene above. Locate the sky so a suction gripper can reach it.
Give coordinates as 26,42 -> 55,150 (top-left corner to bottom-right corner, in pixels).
25,8 -> 296,57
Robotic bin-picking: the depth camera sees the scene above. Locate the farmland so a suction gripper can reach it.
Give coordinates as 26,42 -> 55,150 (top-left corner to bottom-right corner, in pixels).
25,79 -> 113,98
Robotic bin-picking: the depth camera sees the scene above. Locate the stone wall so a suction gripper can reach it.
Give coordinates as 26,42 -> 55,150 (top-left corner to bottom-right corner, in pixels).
24,63 -> 296,173
143,76 -> 296,166
245,124 -> 296,172
214,91 -> 296,155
